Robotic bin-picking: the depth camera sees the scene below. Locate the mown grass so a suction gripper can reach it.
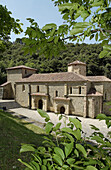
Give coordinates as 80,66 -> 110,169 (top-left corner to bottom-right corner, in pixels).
0,110 -> 45,170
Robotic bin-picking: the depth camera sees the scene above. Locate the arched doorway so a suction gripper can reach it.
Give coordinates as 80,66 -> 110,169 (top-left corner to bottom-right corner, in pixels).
38,99 -> 43,109
60,106 -> 65,114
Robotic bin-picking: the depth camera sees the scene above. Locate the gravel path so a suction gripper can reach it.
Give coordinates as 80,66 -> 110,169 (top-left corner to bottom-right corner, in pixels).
8,107 -> 111,138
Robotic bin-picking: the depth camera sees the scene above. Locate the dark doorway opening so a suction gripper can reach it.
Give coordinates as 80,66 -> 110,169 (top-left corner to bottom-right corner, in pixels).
60,106 -> 65,114
38,99 -> 43,109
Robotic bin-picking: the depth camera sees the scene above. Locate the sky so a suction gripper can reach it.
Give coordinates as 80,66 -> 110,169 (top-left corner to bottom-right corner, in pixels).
1,0 -> 96,43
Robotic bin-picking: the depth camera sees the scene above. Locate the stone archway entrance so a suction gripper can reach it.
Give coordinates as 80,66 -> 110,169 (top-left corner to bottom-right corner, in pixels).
60,106 -> 65,114
38,99 -> 43,109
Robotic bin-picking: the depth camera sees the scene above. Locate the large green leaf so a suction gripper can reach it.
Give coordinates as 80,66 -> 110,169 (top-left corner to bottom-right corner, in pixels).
81,11 -> 90,20
37,109 -> 50,122
96,113 -> 107,120
103,45 -> 111,51
20,144 -> 35,153
69,117 -> 82,130
74,149 -> 79,157
73,129 -> 81,140
84,159 -> 98,166
53,154 -> 63,166
65,142 -> 73,158
18,159 -> 34,170
53,122 -> 61,131
91,136 -> 105,144
91,0 -> 103,7
99,50 -> 108,58
86,166 -> 98,170
54,147 -> 65,160
45,122 -> 54,134
61,127 -> 73,133
42,23 -> 57,31
74,22 -> 91,28
31,161 -> 40,170
70,28 -> 84,35
63,133 -> 74,143
54,36 -> 60,44
66,158 -> 75,165
71,164 -> 84,169
32,30 -> 37,38
76,144 -> 87,157
59,3 -> 79,11
59,3 -> 75,11
41,165 -> 47,170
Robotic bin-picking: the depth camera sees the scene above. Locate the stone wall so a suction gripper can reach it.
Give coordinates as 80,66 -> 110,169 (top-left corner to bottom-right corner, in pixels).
15,80 -> 111,117
16,83 -> 29,107
68,65 -> 86,76
16,81 -> 87,116
7,68 -> 36,98
2,83 -> 13,99
7,69 -> 23,97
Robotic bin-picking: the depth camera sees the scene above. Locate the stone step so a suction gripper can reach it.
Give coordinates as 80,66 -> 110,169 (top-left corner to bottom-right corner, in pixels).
0,100 -> 21,110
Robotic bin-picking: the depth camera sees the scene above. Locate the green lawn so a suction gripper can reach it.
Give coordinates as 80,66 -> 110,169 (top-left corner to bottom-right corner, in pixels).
0,110 -> 45,170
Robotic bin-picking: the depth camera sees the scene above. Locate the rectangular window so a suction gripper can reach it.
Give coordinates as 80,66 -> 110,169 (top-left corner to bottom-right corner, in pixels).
79,87 -> 81,94
37,86 -> 39,92
25,70 -> 27,74
55,90 -> 58,97
22,84 -> 25,92
70,87 -> 72,94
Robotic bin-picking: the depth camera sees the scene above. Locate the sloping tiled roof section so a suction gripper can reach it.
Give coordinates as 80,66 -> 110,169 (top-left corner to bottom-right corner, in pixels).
16,72 -> 88,83
6,65 -> 37,71
0,81 -> 11,87
68,60 -> 86,66
87,76 -> 111,82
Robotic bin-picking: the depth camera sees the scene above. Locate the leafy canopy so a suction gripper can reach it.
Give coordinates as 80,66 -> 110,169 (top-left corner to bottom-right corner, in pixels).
0,4 -> 23,51
23,0 -> 111,57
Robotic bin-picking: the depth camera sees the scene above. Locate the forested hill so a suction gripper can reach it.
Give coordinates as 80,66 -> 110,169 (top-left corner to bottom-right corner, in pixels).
0,41 -> 111,85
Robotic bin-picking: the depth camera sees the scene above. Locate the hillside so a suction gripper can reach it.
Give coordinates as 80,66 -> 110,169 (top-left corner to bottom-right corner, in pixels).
0,41 -> 111,85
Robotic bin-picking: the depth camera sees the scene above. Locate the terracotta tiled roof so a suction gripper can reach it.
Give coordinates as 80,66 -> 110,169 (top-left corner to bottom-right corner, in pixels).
68,60 -> 86,66
87,76 -> 111,82
16,72 -> 88,83
6,65 -> 37,71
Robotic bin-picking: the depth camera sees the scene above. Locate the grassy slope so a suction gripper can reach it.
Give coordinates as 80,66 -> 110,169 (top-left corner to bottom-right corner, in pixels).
0,110 -> 45,170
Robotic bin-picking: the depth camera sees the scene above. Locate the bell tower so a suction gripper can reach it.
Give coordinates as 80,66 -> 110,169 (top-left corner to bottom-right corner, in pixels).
68,60 -> 86,76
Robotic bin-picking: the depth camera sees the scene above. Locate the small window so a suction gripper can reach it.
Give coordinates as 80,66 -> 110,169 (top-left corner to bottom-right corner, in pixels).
55,90 -> 58,97
25,70 -> 27,74
105,93 -> 107,100
79,86 -> 81,94
22,84 -> 25,92
37,86 -> 39,92
70,87 -> 72,94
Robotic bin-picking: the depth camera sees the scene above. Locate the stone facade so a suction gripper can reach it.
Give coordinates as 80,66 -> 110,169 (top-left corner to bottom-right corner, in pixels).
1,61 -> 111,118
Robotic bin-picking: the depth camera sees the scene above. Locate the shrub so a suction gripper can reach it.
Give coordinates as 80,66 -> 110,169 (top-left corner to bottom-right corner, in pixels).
19,110 -> 111,170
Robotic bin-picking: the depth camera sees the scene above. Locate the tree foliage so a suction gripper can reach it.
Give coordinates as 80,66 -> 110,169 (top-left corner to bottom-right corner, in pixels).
0,41 -> 111,85
23,0 -> 111,57
0,4 -> 23,51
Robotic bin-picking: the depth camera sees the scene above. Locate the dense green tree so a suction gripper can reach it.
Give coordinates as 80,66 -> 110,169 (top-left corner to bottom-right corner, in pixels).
22,0 -> 111,58
0,41 -> 111,85
0,4 -> 23,51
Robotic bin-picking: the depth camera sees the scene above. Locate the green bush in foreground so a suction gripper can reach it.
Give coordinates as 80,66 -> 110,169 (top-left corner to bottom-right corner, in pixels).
19,110 -> 111,170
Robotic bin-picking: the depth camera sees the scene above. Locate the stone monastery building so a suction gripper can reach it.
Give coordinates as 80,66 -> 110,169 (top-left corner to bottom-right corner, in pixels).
1,60 -> 111,118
